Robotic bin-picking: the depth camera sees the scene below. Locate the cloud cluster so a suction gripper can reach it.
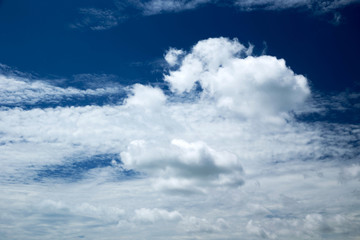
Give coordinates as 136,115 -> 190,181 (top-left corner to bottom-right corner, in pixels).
121,138 -> 244,193
0,37 -> 359,239
165,37 -> 310,121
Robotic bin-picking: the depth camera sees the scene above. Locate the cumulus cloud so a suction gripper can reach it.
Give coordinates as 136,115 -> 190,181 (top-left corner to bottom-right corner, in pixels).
165,37 -> 310,121
164,48 -> 185,67
124,84 -> 167,110
120,138 -> 244,193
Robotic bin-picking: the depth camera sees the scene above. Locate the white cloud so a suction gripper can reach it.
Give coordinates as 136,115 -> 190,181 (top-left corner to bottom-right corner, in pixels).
164,48 -> 185,67
165,37 -> 310,121
124,84 -> 167,110
134,0 -> 212,15
0,74 -> 123,106
71,0 -> 360,31
131,0 -> 359,16
0,37 -> 359,239
120,138 -> 244,193
133,208 -> 183,223
40,199 -> 125,223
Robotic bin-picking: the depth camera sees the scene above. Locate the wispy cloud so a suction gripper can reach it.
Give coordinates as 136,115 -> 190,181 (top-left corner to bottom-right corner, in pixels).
0,72 -> 125,107
70,0 -> 360,30
132,0 -> 212,15
134,0 -> 360,15
70,8 -> 120,31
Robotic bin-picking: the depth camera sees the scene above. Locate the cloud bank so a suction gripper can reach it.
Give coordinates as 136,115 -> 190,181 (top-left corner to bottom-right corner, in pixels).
0,37 -> 359,239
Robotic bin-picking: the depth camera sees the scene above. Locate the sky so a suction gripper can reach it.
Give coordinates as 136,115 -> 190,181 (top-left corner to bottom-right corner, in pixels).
0,0 -> 360,239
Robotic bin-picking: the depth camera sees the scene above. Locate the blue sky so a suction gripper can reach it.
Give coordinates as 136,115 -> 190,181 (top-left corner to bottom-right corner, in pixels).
0,1 -> 360,239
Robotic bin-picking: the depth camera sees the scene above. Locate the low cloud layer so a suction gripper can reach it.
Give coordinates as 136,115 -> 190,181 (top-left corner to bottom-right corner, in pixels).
0,37 -> 359,239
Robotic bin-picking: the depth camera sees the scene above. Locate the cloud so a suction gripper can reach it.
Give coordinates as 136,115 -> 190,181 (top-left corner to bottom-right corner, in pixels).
165,37 -> 310,121
0,74 -> 124,107
70,8 -> 120,31
179,216 -> 228,233
132,0 -> 359,16
133,208 -> 183,223
132,0 -> 212,15
124,84 -> 167,110
120,138 -> 244,193
40,200 -> 125,223
0,37 -> 360,239
71,0 -> 359,30
164,48 -> 185,67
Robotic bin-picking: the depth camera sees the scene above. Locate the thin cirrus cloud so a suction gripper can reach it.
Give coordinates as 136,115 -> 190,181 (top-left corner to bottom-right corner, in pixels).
0,73 -> 125,107
0,37 -> 359,239
133,0 -> 360,14
72,0 -> 359,30
70,7 -> 120,31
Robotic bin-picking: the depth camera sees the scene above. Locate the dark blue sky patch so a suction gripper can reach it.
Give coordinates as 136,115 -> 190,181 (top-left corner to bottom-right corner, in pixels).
34,154 -> 138,183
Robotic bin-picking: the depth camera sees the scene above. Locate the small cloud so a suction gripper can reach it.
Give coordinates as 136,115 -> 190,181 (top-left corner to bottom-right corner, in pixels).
165,48 -> 185,67
164,37 -> 310,121
331,12 -> 342,25
133,208 -> 183,223
134,0 -> 212,15
70,8 -> 120,31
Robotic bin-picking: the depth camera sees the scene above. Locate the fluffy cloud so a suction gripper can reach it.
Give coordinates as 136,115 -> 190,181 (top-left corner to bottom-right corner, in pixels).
124,84 -> 167,110
0,37 -> 359,239
164,48 -> 185,67
165,37 -> 310,120
120,138 -> 244,193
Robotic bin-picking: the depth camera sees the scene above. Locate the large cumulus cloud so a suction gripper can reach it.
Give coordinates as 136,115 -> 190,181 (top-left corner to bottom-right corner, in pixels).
165,37 -> 310,120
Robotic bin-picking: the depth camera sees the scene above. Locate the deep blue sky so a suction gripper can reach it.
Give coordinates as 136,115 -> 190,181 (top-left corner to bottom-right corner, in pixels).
0,0 -> 359,90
